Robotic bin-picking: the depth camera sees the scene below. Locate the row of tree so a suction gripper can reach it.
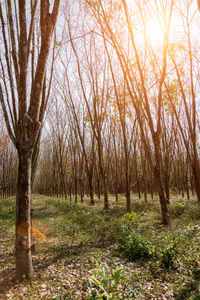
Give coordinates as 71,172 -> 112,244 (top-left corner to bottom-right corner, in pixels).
34,99 -> 194,206
34,0 -> 200,227
0,126 -> 17,199
1,0 -> 200,224
1,0 -> 200,280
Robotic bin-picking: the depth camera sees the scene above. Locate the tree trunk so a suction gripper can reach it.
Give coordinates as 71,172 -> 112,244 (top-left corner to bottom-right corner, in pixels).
124,147 -> 131,212
101,173 -> 109,209
97,176 -> 101,200
143,178 -> 147,203
185,167 -> 190,200
192,163 -> 200,202
138,181 -> 141,199
154,165 -> 170,225
88,176 -> 95,205
164,172 -> 170,204
15,150 -> 33,281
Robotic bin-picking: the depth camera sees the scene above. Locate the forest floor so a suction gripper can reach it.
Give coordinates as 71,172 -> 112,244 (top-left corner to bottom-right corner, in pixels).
0,193 -> 200,299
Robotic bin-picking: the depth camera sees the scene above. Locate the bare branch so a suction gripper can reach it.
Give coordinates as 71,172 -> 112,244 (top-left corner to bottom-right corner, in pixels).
27,0 -> 39,63
7,0 -> 20,90
29,0 -> 61,122
0,84 -> 16,146
0,56 -> 16,134
0,3 -> 18,125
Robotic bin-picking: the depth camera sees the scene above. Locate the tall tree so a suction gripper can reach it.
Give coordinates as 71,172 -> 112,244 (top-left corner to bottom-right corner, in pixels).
165,0 -> 200,202
86,0 -> 174,224
0,0 -> 60,281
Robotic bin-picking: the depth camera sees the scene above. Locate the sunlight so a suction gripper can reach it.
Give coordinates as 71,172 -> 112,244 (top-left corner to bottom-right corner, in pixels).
145,18 -> 164,46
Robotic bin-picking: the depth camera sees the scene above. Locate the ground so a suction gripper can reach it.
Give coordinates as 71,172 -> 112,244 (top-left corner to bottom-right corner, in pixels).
0,193 -> 200,299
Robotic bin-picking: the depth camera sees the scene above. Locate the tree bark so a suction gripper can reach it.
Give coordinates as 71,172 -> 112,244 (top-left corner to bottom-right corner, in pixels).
154,159 -> 170,225
15,149 -> 33,280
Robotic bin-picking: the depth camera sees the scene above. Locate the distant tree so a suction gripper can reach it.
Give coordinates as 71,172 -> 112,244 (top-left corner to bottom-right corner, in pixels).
0,0 -> 60,281
64,11 -> 110,209
166,0 -> 200,202
86,0 -> 174,225
0,129 -> 17,199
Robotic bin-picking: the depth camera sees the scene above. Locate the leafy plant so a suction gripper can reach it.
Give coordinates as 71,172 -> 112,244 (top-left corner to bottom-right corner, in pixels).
159,236 -> 179,268
119,212 -> 150,261
119,232 -> 150,261
182,224 -> 199,239
169,202 -> 187,218
123,212 -> 138,228
87,258 -> 124,299
119,214 -> 180,267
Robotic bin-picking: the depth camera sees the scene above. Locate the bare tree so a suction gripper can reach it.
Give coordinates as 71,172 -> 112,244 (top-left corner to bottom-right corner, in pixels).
86,0 -> 174,224
165,0 -> 200,202
0,0 -> 60,281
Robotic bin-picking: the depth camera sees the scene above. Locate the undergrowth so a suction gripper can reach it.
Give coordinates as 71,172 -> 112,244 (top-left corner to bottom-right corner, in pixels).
1,194 -> 200,299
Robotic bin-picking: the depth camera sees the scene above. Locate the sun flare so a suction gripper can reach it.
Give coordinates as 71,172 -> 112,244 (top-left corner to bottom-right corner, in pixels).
145,18 -> 164,45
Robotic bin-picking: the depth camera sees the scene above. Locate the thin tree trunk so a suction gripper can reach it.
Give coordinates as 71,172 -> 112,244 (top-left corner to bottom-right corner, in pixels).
154,164 -> 170,225
88,176 -> 95,205
15,151 -> 33,280
192,163 -> 200,202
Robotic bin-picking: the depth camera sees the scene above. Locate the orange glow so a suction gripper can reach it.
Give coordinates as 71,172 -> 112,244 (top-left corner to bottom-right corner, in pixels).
17,222 -> 47,241
30,227 -> 47,241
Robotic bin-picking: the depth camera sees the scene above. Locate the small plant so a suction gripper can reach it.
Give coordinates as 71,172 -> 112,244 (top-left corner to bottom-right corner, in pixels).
87,258 -> 124,299
119,232 -> 150,261
182,224 -> 199,239
124,212 -> 137,223
119,212 -> 150,261
123,212 -> 138,230
169,202 -> 187,218
119,216 -> 180,267
159,236 -> 179,268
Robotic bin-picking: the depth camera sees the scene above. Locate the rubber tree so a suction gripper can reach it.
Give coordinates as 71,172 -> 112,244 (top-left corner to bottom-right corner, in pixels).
62,79 -> 96,205
0,0 -> 61,281
166,0 -> 200,202
86,0 -> 174,225
65,12 -> 110,209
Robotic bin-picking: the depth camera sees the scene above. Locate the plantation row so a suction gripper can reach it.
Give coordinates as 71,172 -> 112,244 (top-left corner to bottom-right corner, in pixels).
0,123 -> 195,205
34,119 -> 193,206
1,0 -> 200,226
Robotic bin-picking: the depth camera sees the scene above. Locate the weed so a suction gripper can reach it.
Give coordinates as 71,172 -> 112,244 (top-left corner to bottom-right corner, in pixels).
169,202 -> 187,218
2,193 -> 200,299
119,214 -> 180,267
175,279 -> 200,300
86,258 -> 137,299
119,232 -> 150,261
159,236 -> 179,268
87,258 -> 124,299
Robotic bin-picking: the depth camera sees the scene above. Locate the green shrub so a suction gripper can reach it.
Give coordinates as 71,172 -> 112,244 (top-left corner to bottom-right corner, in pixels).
118,212 -> 150,261
87,258 -> 124,299
119,233 -> 150,261
159,237 -> 179,268
182,224 -> 199,239
169,202 -> 187,218
119,213 -> 180,267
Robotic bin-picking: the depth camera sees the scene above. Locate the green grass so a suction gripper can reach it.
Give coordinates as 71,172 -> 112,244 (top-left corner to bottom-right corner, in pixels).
0,193 -> 200,299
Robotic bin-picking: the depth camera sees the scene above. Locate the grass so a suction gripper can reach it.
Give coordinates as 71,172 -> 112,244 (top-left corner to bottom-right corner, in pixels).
0,193 -> 200,299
